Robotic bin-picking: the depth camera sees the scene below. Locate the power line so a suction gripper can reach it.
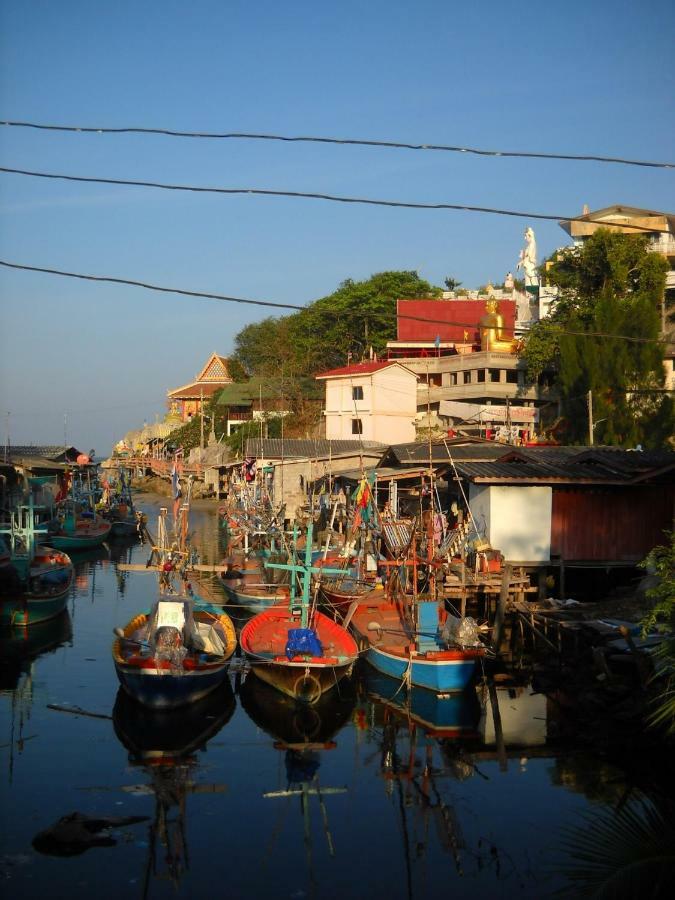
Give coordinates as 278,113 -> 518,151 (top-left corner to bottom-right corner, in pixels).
2,119 -> 673,170
0,260 -> 303,311
0,258 -> 664,345
1,164 -> 670,232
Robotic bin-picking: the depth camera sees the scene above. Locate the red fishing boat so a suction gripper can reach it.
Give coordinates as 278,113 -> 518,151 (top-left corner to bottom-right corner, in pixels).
240,525 -> 358,704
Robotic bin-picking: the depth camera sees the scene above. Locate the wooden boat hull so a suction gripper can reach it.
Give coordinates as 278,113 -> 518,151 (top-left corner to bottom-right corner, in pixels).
240,607 -> 358,704
240,671 -> 356,746
362,644 -> 482,693
221,581 -> 289,613
47,521 -> 111,550
320,578 -> 373,615
112,609 -> 236,709
108,518 -> 141,537
0,549 -> 73,627
350,599 -> 484,694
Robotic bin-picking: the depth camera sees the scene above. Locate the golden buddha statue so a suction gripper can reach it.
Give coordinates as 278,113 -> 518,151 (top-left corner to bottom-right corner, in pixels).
479,297 -> 516,353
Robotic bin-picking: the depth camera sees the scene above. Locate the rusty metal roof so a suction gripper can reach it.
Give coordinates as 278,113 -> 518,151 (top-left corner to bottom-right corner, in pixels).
244,439 -> 386,459
451,446 -> 675,484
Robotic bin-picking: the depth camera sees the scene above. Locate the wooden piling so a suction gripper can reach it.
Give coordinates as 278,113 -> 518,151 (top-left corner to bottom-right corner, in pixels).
491,564 -> 511,654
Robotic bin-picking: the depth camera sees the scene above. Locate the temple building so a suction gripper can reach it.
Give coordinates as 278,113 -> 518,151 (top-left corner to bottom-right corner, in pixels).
166,353 -> 233,423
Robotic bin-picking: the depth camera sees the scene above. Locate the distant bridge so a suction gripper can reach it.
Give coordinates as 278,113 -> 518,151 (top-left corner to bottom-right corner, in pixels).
109,455 -> 204,480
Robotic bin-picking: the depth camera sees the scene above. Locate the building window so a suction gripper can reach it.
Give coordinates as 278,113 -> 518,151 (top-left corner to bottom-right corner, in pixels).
489,369 -> 501,382
352,419 -> 363,434
352,386 -> 364,400
463,371 -> 472,384
506,370 -> 519,384
450,373 -> 458,386
477,370 -> 486,383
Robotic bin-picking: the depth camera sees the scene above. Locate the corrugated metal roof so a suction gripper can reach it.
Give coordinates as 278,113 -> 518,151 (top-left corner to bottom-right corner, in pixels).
386,440 -> 510,464
244,439 -> 386,459
5,445 -> 81,461
451,447 -> 675,484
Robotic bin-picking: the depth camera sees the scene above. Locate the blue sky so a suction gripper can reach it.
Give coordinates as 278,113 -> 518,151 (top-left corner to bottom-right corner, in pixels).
1,0 -> 674,454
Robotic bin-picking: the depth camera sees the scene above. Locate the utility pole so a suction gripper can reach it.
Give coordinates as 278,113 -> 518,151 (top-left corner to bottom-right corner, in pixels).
587,390 -> 593,446
200,387 -> 204,451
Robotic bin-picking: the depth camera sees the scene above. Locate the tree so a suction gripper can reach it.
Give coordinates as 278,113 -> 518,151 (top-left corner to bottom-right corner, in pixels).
444,276 -> 462,291
521,229 -> 672,448
231,270 -> 441,378
165,397 -> 226,451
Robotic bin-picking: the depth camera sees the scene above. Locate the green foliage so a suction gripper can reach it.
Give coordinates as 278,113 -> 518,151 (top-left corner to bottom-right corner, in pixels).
444,276 -> 462,291
557,798 -> 675,897
224,416 -> 282,456
227,357 -> 249,382
521,230 -> 671,447
165,397 -> 227,451
231,270 -> 440,378
640,532 -> 675,734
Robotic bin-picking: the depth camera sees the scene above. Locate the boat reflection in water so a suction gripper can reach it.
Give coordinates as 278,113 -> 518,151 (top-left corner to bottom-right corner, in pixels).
112,681 -> 236,896
362,666 -> 482,741
360,667 -> 497,888
0,610 -> 73,693
240,673 -> 355,885
1,611 -> 73,782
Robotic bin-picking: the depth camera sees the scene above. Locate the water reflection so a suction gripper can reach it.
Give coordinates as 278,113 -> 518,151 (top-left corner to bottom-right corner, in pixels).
112,681 -> 236,897
0,611 -> 73,783
240,674 -> 355,894
0,610 -> 73,692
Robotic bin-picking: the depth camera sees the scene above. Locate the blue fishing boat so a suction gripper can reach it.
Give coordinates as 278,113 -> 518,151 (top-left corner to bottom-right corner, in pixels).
112,595 -> 237,709
45,499 -> 111,551
349,590 -> 485,693
0,501 -> 74,627
112,506 -> 237,709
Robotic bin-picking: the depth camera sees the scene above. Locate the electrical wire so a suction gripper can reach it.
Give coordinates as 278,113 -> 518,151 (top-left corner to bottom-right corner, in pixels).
0,258 -> 665,345
2,119 -> 673,169
0,165 -> 670,233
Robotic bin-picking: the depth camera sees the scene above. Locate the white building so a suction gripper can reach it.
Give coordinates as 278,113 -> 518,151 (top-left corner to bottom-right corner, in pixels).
315,361 -> 418,444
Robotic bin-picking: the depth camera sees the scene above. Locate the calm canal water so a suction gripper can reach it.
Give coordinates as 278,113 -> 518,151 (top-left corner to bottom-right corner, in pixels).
0,495 -> 657,898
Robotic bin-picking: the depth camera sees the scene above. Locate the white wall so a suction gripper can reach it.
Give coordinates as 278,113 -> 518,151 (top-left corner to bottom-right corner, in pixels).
469,484 -> 552,562
323,366 -> 417,443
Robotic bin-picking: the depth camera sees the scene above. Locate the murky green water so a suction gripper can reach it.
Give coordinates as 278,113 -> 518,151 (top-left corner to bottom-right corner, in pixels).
0,495 -> 661,899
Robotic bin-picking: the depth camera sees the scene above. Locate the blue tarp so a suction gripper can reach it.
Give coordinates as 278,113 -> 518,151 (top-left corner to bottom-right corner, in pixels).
285,628 -> 323,660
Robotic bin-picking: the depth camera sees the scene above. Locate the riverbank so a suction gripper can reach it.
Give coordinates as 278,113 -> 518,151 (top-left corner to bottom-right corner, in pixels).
132,474 -> 219,503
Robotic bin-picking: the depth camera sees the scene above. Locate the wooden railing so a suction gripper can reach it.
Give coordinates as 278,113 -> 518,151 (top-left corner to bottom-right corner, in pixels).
111,455 -> 204,478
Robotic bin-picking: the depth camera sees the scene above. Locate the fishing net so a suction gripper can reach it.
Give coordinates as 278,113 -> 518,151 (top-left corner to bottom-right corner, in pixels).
442,615 -> 482,648
154,626 -> 187,669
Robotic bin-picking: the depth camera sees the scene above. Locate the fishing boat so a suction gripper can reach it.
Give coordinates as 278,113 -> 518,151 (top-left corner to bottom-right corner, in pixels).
113,593 -> 236,709
319,474 -> 380,617
45,499 -> 111,551
0,501 -> 74,627
240,524 -> 358,704
112,507 -> 237,709
350,587 -> 485,693
218,553 -> 290,612
99,469 -> 147,538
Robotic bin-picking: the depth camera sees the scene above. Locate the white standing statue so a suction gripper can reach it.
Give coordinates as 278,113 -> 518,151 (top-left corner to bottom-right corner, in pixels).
517,226 -> 539,287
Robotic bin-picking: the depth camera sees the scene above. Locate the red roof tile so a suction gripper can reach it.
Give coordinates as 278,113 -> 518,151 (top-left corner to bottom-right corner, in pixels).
315,361 -> 408,379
